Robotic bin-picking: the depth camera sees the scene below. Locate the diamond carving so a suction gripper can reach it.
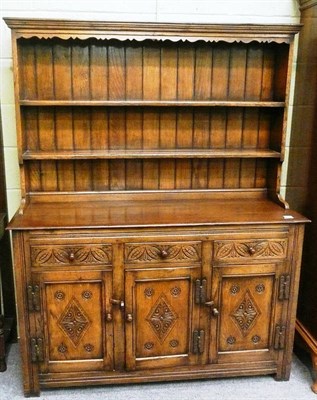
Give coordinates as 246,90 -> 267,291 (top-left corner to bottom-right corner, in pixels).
58,297 -> 90,346
231,290 -> 261,336
146,294 -> 178,343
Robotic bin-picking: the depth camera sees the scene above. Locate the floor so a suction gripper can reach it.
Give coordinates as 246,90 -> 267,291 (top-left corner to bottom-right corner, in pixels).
0,343 -> 316,400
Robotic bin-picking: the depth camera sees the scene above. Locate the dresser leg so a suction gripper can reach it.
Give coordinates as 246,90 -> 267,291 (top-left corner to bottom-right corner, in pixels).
0,315 -> 6,372
312,353 -> 317,394
295,320 -> 317,394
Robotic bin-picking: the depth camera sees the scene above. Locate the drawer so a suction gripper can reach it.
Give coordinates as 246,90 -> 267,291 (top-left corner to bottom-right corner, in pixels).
30,243 -> 112,267
213,238 -> 288,262
125,241 -> 201,264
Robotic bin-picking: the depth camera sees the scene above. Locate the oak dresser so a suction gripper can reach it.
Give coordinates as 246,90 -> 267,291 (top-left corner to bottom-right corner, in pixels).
4,18 -> 309,396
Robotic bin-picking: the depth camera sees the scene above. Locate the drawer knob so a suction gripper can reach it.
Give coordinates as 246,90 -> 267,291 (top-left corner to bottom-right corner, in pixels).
126,313 -> 133,322
248,246 -> 256,255
68,252 -> 75,261
160,249 -> 169,259
106,313 -> 112,322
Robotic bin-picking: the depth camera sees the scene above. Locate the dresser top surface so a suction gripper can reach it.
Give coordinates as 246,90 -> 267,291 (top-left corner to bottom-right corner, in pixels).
7,197 -> 308,231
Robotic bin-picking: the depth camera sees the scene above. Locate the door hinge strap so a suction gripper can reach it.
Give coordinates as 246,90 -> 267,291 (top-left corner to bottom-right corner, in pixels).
27,285 -> 40,312
30,337 -> 44,363
274,325 -> 286,350
193,329 -> 205,354
279,275 -> 290,300
195,278 -> 207,304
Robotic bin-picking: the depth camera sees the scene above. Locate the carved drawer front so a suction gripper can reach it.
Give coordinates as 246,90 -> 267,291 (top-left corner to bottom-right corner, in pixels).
213,238 -> 288,262
30,244 -> 112,267
124,241 -> 201,264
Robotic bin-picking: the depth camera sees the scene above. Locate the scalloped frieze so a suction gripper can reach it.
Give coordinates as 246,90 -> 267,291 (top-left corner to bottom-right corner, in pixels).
15,34 -> 292,45
214,239 -> 287,260
125,242 -> 201,263
31,244 -> 112,267
6,19 -> 299,44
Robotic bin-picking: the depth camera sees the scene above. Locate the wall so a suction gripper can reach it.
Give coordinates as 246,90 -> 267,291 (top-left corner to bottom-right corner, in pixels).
286,0 -> 317,338
0,0 -> 301,219
286,0 -> 317,212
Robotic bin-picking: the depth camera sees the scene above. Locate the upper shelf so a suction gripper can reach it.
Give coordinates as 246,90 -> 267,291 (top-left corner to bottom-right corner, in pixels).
16,32 -> 290,105
22,149 -> 281,160
20,100 -> 286,108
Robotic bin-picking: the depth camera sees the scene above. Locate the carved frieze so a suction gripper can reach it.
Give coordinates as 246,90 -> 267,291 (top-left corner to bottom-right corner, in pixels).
214,239 -> 287,261
5,19 -> 299,45
125,242 -> 201,263
31,244 -> 112,267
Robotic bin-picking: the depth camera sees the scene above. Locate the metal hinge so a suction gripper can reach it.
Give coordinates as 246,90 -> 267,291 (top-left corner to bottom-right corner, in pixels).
193,329 -> 205,354
195,278 -> 207,304
274,325 -> 286,350
27,285 -> 40,312
279,275 -> 290,301
30,337 -> 44,363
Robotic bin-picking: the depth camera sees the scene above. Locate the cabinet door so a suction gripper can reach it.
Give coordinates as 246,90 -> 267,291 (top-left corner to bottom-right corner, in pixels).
125,266 -> 201,370
33,270 -> 113,373
210,264 -> 284,363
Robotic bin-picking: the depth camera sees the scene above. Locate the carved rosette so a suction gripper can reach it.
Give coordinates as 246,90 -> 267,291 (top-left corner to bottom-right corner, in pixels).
58,343 -> 68,353
146,294 -> 178,343
169,339 -> 179,348
227,336 -> 236,345
230,285 -> 240,295
84,343 -> 94,352
125,243 -> 201,263
252,335 -> 261,344
55,291 -> 65,301
144,342 -> 154,350
214,239 -> 287,260
255,284 -> 265,293
170,287 -> 181,297
31,244 -> 112,267
144,288 -> 154,298
82,291 -> 93,300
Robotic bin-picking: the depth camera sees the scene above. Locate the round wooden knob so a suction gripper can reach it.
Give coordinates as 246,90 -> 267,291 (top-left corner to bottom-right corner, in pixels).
248,246 -> 256,255
68,252 -> 75,261
126,313 -> 133,322
106,313 -> 112,322
160,249 -> 169,259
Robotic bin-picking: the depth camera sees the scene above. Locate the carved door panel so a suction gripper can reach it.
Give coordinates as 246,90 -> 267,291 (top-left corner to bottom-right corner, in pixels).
210,264 -> 284,363
125,266 -> 201,370
34,270 -> 113,373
